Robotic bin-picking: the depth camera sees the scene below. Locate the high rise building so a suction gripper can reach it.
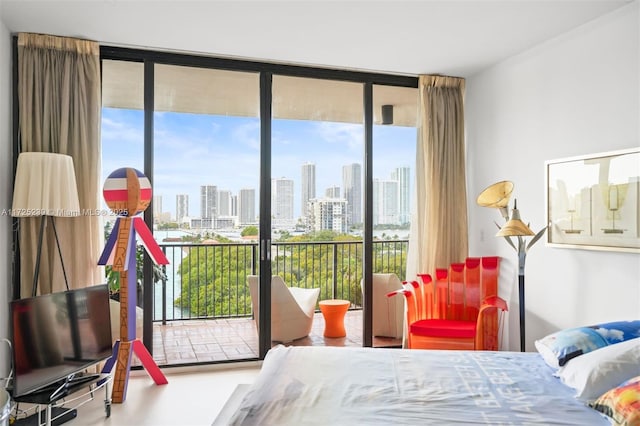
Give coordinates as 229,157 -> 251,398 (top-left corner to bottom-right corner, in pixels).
176,194 -> 189,224
200,185 -> 218,219
301,162 -> 316,219
373,179 -> 399,225
307,198 -> 347,233
153,195 -> 162,218
325,186 -> 340,198
272,177 -> 294,227
218,190 -> 232,216
342,163 -> 362,226
391,166 -> 411,224
230,194 -> 238,217
238,188 -> 256,225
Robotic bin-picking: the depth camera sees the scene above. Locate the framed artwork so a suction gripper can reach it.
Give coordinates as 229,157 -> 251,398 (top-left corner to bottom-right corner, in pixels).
546,147 -> 640,253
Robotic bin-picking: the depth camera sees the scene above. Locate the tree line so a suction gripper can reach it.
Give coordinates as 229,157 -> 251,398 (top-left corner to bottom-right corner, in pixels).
174,230 -> 408,318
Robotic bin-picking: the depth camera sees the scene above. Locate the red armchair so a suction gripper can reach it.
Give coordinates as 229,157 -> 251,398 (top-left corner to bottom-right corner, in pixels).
388,256 -> 507,351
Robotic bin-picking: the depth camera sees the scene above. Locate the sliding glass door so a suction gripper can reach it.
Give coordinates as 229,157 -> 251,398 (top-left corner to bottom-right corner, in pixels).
370,84 -> 418,347
271,75 -> 364,347
101,59 -> 262,365
152,64 -> 261,363
100,46 -> 418,367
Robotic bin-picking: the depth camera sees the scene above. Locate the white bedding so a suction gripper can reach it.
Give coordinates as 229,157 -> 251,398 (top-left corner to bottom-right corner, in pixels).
227,345 -> 609,425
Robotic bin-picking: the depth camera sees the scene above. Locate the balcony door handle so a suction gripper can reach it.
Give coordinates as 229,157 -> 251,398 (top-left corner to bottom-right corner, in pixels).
266,239 -> 271,261
260,239 -> 271,261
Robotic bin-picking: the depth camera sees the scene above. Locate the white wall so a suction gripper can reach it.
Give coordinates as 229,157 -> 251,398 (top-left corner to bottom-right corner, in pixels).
466,1 -> 639,351
0,15 -> 12,378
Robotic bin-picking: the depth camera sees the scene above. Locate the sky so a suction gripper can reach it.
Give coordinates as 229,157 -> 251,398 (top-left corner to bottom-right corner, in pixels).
101,108 -> 417,219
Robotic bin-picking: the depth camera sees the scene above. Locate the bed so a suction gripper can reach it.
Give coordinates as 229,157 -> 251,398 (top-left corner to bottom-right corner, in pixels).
223,345 -> 610,425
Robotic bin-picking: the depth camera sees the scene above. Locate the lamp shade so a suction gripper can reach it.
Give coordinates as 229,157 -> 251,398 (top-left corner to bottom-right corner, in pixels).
12,152 -> 80,217
496,200 -> 535,237
476,180 -> 514,208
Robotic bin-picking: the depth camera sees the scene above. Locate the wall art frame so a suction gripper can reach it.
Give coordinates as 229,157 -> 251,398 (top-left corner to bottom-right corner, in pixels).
546,147 -> 640,253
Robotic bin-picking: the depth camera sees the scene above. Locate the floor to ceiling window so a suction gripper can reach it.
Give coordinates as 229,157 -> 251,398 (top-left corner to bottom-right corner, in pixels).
152,64 -> 261,363
100,47 -> 417,367
100,59 -> 145,350
371,84 -> 418,346
271,75 -> 365,346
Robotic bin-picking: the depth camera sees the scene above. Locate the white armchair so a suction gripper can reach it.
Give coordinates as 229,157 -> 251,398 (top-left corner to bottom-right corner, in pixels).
361,273 -> 404,339
247,275 -> 320,343
109,299 -> 143,341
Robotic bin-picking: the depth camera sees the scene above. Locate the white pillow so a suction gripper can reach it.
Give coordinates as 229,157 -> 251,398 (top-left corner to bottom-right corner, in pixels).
556,337 -> 640,401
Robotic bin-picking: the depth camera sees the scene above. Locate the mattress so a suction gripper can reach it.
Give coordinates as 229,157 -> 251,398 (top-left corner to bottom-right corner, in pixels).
227,345 -> 609,425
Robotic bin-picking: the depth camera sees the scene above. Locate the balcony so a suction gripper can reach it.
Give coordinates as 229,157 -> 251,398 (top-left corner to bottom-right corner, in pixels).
143,239 -> 407,366
147,310 -> 402,366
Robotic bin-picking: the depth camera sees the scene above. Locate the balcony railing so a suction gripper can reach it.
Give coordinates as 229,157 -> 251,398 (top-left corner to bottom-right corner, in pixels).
154,240 -> 408,324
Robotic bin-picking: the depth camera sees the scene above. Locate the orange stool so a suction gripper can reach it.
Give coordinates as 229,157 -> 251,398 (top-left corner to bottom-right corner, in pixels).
319,299 -> 350,338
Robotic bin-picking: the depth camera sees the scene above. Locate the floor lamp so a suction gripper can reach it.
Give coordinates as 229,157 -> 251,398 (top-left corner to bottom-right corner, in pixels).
12,152 -> 80,296
477,182 -> 546,352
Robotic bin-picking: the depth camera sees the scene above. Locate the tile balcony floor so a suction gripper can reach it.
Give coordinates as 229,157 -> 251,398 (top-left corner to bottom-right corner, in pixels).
135,310 -> 402,367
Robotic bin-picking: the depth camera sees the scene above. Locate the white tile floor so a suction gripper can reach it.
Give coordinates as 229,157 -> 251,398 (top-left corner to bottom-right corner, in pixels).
15,364 -> 262,426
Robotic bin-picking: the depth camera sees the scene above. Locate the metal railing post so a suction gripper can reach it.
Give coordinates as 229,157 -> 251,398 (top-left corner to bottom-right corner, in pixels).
252,243 -> 258,275
161,266 -> 167,325
161,247 -> 167,325
332,244 -> 338,299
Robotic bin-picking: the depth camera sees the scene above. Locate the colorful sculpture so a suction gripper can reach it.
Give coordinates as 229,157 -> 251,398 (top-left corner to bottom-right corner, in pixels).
99,167 -> 169,403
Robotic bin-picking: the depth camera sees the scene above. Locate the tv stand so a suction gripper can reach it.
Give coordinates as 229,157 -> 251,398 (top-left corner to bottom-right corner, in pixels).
11,373 -> 112,426
48,372 -> 102,402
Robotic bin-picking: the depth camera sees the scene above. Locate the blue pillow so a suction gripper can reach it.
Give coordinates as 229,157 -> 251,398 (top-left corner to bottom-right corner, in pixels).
535,320 -> 640,369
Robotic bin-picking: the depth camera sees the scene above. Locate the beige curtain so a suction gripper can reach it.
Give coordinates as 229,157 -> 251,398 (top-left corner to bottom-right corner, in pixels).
17,33 -> 102,296
406,75 -> 468,280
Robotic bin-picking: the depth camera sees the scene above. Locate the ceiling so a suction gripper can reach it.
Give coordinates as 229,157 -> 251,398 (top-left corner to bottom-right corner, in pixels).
0,0 -> 632,77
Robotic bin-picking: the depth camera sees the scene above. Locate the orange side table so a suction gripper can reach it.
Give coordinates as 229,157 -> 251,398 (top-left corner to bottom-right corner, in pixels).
319,299 -> 350,338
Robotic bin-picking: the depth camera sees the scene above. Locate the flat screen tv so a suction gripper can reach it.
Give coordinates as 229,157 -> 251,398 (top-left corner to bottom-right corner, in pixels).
10,284 -> 113,398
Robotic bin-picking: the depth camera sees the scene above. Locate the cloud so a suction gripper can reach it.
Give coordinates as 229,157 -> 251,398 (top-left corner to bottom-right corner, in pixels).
232,120 -> 260,151
315,122 -> 363,152
101,115 -> 144,146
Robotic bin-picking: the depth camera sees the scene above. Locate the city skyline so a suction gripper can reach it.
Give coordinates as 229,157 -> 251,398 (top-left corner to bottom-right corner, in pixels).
101,108 -> 416,222
161,161 -> 411,229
